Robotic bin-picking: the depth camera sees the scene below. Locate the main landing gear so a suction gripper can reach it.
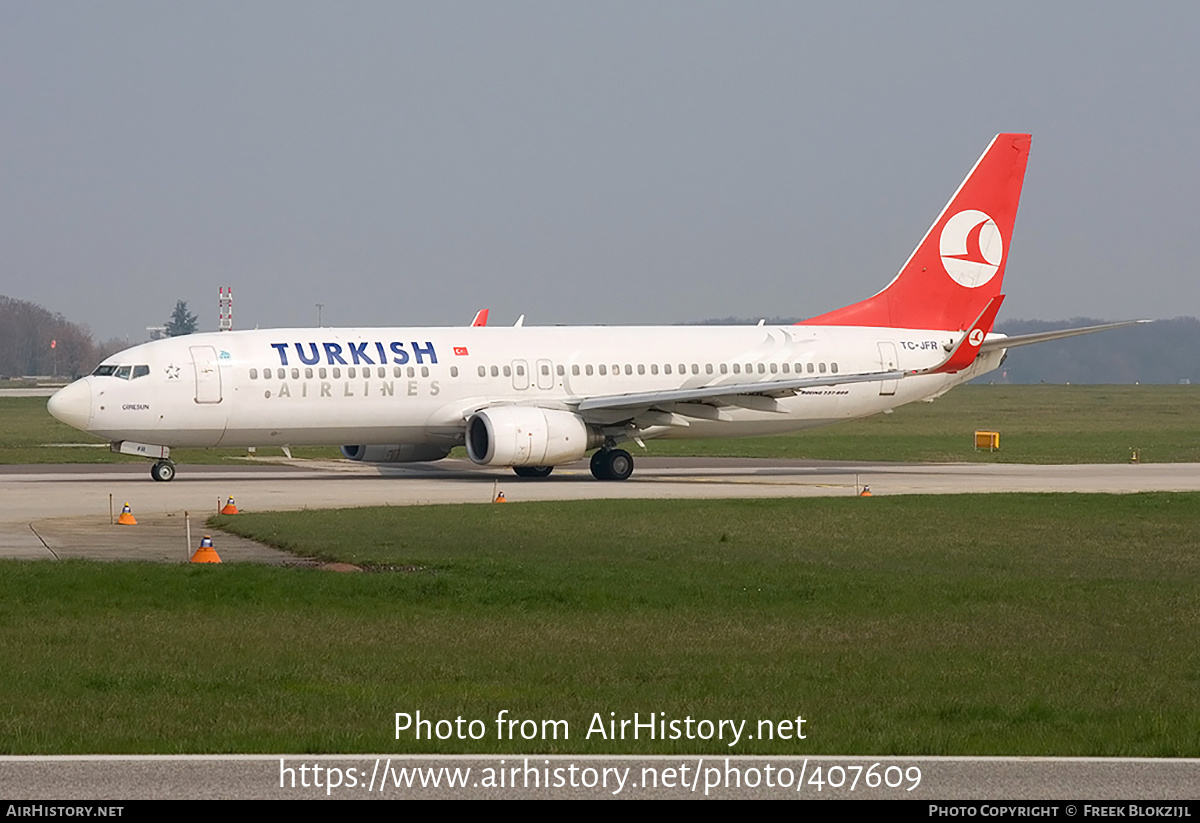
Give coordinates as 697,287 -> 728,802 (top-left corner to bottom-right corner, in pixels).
150,460 -> 176,482
590,448 -> 634,481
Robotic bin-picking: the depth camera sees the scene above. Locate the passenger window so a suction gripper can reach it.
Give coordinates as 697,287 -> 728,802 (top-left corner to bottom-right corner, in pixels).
624,364 -> 632,375
319,368 -> 328,379
378,367 -> 386,378
769,363 -> 777,374
291,368 -> 299,379
807,363 -> 815,374
572,365 -> 581,376
478,366 -> 487,377
679,363 -> 686,374
705,364 -> 713,374
664,364 -> 672,375
637,364 -> 645,375
504,366 -> 512,377
490,366 -> 499,377
541,364 -> 550,376
306,368 -> 314,379
732,363 -> 740,374
585,365 -> 593,376
348,367 -> 357,378
831,363 -> 838,374
557,365 -> 565,376
782,363 -> 790,374
422,367 -> 429,377
719,363 -> 727,374
599,365 -> 607,376
407,367 -> 416,378
650,364 -> 659,375
277,368 -> 286,379
450,366 -> 458,377
819,363 -> 827,373
249,368 -> 258,380
757,363 -> 765,374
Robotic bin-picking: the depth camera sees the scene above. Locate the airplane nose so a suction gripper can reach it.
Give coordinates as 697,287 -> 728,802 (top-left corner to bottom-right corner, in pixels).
47,380 -> 93,431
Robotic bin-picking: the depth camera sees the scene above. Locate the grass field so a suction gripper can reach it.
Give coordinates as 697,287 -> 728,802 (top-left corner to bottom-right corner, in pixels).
2,494 -> 1199,756
4,384 -> 1200,465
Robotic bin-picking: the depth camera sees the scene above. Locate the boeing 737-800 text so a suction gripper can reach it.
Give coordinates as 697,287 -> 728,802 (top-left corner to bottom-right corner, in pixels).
47,134 -> 1136,481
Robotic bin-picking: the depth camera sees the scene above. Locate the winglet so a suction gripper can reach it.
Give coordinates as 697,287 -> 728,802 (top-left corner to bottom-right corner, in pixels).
916,295 -> 1005,375
471,309 -> 489,327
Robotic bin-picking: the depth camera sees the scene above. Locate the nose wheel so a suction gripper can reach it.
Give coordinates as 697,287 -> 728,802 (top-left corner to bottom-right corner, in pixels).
150,461 -> 176,482
590,448 -> 634,481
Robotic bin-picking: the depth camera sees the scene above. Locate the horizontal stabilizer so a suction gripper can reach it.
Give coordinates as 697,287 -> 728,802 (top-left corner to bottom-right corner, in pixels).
980,320 -> 1151,352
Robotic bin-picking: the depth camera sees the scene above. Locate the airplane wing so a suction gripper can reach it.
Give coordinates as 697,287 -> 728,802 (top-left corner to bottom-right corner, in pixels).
576,369 -> 905,413
980,319 -> 1150,352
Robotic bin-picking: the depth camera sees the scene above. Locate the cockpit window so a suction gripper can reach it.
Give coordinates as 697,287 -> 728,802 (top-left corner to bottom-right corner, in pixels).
114,365 -> 132,379
132,365 -> 150,379
93,365 -> 118,376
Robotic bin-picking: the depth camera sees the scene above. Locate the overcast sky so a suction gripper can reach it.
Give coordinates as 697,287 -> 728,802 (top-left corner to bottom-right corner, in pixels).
2,1 -> 1197,341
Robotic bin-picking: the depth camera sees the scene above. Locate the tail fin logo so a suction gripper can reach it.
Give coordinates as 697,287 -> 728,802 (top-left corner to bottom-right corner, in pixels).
940,209 -> 1004,288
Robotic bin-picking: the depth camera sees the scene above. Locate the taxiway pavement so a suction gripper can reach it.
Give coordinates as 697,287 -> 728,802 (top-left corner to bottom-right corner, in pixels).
3,457 -> 1200,561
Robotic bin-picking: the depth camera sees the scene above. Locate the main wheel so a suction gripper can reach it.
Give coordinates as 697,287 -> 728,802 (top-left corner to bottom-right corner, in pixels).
150,461 -> 176,482
513,466 -> 554,478
590,449 -> 611,480
591,449 -> 634,481
604,448 -> 634,481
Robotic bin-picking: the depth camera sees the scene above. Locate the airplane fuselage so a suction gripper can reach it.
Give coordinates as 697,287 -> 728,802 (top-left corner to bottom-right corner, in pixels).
56,324 -> 1001,451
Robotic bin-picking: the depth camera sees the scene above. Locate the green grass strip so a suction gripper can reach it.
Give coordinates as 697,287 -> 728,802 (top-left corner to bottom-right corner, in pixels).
2,494 -> 1198,755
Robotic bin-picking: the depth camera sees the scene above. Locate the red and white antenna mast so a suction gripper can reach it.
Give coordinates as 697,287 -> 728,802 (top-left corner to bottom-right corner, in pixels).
218,287 -> 233,332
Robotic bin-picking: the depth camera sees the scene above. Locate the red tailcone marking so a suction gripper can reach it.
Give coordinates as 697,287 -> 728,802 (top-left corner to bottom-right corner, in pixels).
924,294 -> 1005,375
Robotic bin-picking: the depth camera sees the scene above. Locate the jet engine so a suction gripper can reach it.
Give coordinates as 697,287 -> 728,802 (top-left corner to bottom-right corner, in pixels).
339,444 -> 452,463
465,406 -> 599,467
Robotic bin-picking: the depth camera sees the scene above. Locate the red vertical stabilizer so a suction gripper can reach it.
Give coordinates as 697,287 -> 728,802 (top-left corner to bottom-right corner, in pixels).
799,133 -> 1030,332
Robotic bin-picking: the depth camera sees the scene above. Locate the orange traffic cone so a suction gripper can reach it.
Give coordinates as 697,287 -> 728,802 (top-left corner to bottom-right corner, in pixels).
220,496 -> 239,515
494,491 -> 507,503
117,502 -> 137,525
190,535 -> 222,563
859,485 -> 873,497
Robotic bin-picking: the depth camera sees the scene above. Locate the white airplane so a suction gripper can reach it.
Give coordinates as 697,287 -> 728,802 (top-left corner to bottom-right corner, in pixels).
48,133 -> 1138,482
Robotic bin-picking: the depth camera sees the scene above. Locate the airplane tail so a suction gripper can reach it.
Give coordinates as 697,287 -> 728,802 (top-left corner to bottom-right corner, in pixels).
799,133 -> 1031,332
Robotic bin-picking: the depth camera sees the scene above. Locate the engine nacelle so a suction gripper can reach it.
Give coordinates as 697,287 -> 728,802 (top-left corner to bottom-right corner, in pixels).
340,444 -> 451,463
466,406 -> 599,467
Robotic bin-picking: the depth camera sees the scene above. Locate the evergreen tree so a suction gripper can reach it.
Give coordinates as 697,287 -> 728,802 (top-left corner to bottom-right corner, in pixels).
165,300 -> 199,336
